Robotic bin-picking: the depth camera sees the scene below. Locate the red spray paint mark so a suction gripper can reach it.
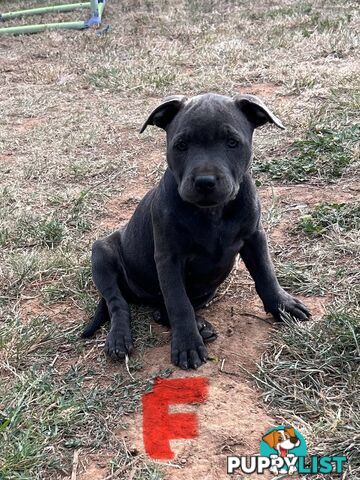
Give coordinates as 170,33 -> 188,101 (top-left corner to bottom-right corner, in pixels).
142,377 -> 209,459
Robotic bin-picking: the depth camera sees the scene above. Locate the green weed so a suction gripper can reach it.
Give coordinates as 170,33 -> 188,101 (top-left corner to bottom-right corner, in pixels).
255,124 -> 359,182
298,203 -> 360,236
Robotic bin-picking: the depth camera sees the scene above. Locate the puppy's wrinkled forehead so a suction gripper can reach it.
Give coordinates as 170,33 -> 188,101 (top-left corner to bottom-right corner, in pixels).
185,94 -> 233,117
169,94 -> 245,139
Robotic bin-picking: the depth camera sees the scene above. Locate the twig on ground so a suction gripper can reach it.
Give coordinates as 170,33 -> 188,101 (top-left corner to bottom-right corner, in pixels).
220,358 -> 225,371
125,354 -> 135,381
71,449 -> 79,480
239,312 -> 274,325
50,354 -> 59,367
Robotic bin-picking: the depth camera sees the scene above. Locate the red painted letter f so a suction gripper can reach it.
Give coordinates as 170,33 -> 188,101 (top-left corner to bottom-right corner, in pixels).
142,377 -> 209,460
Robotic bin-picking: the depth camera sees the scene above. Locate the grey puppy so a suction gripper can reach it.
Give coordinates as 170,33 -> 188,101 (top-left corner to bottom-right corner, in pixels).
82,93 -> 310,369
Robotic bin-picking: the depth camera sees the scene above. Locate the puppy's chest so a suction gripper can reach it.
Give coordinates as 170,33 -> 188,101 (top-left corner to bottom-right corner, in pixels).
186,219 -> 244,260
185,233 -> 240,286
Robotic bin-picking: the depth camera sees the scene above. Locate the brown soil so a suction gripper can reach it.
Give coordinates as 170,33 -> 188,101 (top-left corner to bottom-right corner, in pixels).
77,451 -> 114,480
21,296 -> 84,325
235,82 -> 279,98
261,184 -> 359,206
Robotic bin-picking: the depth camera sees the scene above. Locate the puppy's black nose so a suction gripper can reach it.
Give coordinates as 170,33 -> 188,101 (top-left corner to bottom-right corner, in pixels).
194,175 -> 216,192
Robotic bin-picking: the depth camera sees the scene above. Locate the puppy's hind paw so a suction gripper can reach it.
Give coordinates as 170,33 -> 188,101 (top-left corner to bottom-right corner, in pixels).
196,315 -> 218,343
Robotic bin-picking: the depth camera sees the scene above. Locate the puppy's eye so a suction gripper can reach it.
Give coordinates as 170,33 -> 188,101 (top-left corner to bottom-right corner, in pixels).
227,138 -> 239,148
175,140 -> 188,151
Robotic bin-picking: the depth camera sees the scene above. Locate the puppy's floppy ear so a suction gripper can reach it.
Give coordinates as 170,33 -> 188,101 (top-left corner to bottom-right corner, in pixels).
140,95 -> 187,133
262,430 -> 280,449
234,94 -> 285,130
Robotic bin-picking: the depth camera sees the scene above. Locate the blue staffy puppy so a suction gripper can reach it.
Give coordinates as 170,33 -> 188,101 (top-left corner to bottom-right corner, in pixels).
82,93 -> 310,369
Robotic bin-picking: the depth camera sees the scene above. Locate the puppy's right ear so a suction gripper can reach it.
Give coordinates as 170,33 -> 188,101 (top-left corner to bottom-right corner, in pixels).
140,95 -> 187,133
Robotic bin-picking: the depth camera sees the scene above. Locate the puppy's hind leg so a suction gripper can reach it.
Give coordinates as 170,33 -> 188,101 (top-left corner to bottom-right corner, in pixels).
196,315 -> 217,343
82,297 -> 109,338
91,237 -> 133,360
153,307 -> 217,343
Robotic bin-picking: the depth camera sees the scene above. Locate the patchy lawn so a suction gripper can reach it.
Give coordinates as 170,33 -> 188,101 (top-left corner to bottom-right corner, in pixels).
0,0 -> 359,479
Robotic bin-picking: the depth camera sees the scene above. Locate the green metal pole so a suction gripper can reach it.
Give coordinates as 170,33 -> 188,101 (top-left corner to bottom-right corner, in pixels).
86,0 -> 105,27
90,0 -> 99,15
98,1 -> 105,21
0,3 -> 91,21
0,0 -> 106,35
0,21 -> 86,35
98,3 -> 105,22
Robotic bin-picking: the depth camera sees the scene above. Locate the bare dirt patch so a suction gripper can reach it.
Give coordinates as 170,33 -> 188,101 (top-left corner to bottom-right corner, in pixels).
262,184 -> 359,206
236,82 -> 280,98
98,149 -> 162,231
77,451 -> 114,480
13,116 -> 46,133
99,187 -> 149,231
20,295 -> 83,325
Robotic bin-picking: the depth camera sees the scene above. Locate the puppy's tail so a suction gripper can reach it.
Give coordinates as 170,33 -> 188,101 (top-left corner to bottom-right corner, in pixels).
81,297 -> 109,338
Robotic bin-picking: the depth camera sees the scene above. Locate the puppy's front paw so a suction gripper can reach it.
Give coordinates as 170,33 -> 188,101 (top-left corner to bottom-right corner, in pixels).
105,329 -> 134,360
265,290 -> 311,322
171,331 -> 208,370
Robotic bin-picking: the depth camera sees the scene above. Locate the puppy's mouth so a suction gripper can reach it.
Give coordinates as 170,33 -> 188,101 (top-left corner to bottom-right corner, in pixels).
178,184 -> 238,209
181,194 -> 229,209
194,198 -> 223,208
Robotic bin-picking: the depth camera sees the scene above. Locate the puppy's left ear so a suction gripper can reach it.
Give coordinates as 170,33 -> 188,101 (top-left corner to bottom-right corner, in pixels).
140,95 -> 187,133
234,94 -> 285,130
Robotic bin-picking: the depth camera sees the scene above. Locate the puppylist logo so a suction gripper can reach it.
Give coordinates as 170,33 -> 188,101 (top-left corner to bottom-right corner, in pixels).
227,426 -> 347,476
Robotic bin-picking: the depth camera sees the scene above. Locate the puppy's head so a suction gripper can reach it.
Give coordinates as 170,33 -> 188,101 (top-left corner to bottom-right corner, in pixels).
141,93 -> 284,208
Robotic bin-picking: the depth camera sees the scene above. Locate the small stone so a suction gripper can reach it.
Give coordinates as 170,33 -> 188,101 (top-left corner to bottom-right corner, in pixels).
226,326 -> 234,336
129,445 -> 139,456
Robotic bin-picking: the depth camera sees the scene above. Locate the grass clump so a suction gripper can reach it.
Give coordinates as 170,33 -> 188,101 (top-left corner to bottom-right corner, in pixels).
0,215 -> 65,249
256,307 -> 360,479
298,202 -> 360,236
275,261 -> 324,295
256,124 -> 359,182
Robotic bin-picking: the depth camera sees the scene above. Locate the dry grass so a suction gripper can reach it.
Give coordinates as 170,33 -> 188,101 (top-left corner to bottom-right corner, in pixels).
256,307 -> 360,480
0,0 -> 359,478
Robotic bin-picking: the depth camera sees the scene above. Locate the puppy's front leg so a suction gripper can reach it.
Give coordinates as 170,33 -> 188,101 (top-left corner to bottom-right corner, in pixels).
155,252 -> 208,369
240,226 -> 310,321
